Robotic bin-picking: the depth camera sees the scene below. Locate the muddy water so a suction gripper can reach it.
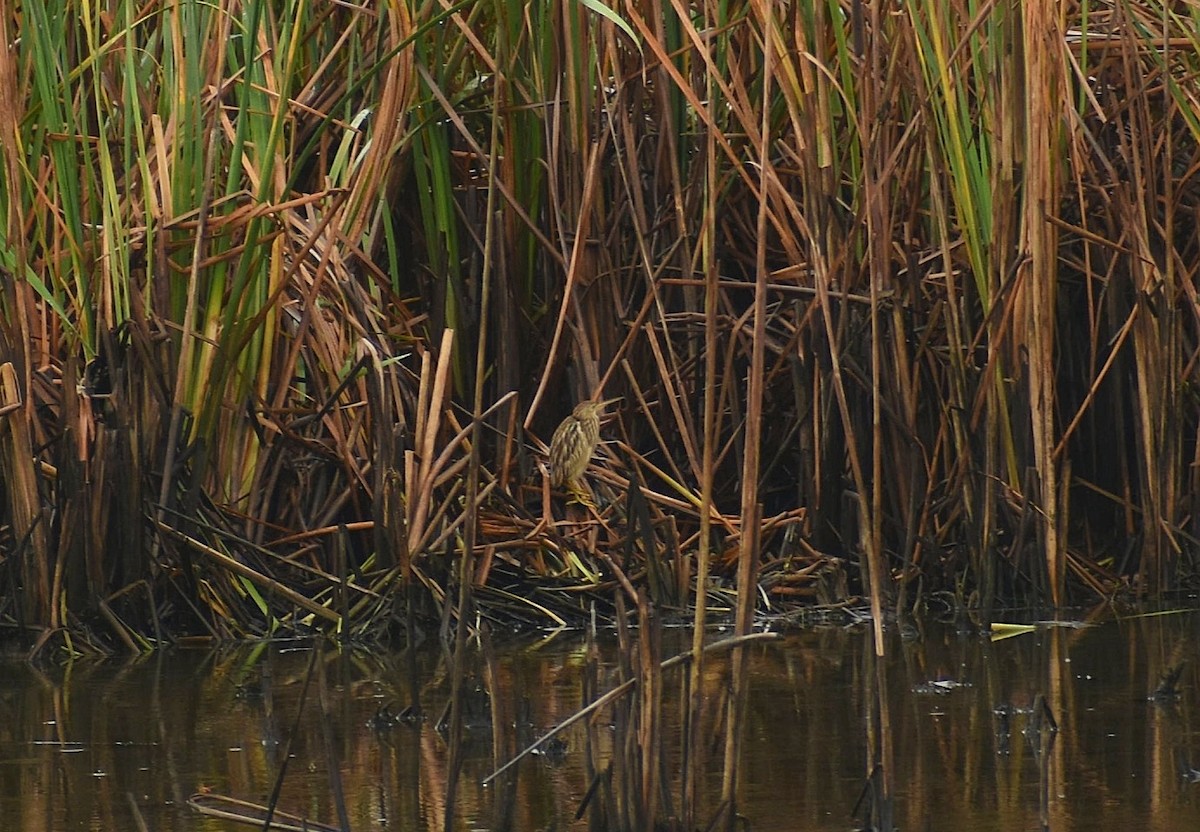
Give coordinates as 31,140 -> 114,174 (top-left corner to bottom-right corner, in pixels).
1,610 -> 1198,830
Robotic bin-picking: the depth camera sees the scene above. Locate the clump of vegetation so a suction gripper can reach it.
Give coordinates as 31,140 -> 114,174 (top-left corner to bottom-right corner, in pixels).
1,0 -> 1199,651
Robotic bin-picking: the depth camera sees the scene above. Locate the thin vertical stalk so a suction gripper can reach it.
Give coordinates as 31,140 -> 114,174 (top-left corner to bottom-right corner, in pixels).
446,62 -> 502,831
860,0 -> 890,650
720,5 -> 772,825
155,123 -> 217,547
1021,0 -> 1064,604
684,3 -> 720,821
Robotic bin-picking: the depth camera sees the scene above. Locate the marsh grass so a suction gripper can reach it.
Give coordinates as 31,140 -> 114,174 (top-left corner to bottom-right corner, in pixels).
1,0 -> 1199,659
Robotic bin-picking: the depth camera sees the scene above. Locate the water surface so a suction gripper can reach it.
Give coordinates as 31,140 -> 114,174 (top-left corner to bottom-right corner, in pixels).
1,610 -> 1198,830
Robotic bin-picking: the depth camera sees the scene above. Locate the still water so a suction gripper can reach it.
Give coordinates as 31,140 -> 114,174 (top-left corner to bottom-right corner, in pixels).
1,610 -> 1199,831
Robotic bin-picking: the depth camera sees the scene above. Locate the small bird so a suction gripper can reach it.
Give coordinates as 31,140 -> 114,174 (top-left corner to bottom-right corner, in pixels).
548,398 -> 617,503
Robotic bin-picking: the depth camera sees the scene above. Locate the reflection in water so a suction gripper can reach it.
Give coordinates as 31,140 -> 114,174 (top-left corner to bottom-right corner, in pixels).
1,611 -> 1199,830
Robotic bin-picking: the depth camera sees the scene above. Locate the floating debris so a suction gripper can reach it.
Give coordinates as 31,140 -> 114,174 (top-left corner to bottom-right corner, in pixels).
912,679 -> 972,695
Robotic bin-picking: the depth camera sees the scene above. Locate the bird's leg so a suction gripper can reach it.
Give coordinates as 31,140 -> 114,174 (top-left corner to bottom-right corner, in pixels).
566,481 -> 596,507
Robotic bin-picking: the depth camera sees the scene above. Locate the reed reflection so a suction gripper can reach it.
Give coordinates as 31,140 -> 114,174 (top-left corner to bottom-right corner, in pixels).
0,611 -> 1197,831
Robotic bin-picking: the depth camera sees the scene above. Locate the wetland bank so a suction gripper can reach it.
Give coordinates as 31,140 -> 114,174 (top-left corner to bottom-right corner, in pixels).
5,0 -> 1200,828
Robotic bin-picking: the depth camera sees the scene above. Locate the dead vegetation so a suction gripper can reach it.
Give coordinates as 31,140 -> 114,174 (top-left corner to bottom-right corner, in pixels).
1,0 -> 1200,655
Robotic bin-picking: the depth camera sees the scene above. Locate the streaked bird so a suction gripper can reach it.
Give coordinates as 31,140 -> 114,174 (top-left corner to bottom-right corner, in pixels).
549,399 -> 617,499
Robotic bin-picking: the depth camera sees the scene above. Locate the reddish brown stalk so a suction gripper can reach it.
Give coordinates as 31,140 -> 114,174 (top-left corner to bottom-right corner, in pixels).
1021,0 -> 1064,604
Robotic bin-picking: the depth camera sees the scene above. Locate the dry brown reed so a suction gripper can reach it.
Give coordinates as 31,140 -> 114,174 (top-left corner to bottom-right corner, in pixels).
0,0 -> 1198,676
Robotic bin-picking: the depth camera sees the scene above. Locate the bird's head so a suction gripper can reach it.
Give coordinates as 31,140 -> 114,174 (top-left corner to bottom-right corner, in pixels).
574,397 -> 621,419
